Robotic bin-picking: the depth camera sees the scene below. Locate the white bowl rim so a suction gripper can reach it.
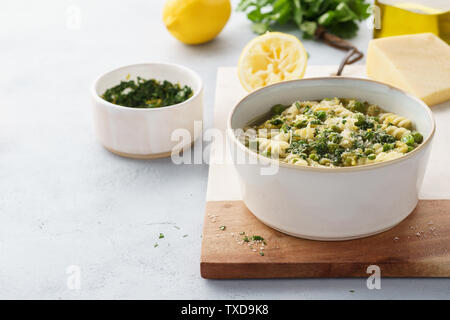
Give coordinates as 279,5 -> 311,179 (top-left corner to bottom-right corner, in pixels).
91,62 -> 203,112
227,76 -> 436,173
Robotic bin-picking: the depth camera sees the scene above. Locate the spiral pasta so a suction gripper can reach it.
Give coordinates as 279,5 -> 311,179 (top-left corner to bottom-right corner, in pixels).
256,138 -> 290,157
379,113 -> 412,129
293,127 -> 315,139
384,125 -> 410,139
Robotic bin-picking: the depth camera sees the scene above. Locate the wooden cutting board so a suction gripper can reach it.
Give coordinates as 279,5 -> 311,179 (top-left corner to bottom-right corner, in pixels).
200,66 -> 450,279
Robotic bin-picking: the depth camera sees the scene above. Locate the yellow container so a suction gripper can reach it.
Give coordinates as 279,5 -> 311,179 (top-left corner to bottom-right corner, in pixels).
373,0 -> 450,44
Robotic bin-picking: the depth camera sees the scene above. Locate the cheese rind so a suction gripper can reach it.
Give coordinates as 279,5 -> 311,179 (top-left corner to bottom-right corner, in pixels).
367,33 -> 450,106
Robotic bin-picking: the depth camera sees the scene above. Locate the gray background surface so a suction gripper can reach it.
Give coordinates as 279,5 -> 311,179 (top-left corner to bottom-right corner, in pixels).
0,0 -> 448,299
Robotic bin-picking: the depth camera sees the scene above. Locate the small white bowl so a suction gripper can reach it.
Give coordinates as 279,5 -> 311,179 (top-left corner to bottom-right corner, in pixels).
228,77 -> 435,241
91,63 -> 203,159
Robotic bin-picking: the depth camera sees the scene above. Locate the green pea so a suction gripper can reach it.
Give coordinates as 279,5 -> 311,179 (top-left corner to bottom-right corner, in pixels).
309,154 -> 319,161
407,146 -> 414,153
328,143 -> 339,153
412,131 -> 423,144
383,143 -> 393,152
368,154 -> 376,160
365,148 -> 374,155
401,134 -> 415,147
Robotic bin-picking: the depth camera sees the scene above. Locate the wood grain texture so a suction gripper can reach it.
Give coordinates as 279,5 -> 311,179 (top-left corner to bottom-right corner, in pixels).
200,200 -> 450,279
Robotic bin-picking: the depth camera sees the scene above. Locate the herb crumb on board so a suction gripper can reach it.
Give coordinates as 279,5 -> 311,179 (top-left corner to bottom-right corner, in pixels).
208,212 -> 268,256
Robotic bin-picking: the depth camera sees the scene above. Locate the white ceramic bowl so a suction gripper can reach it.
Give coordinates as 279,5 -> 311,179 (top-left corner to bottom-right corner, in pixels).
228,77 -> 435,241
91,63 -> 203,159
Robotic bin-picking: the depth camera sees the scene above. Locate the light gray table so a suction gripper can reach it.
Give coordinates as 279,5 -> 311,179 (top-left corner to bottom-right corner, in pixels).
0,0 -> 448,299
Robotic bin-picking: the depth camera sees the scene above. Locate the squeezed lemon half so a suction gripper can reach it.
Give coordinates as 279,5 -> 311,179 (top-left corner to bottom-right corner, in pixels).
238,32 -> 308,92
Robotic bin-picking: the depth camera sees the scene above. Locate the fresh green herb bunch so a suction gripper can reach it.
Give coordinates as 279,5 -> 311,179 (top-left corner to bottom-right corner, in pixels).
237,0 -> 371,39
102,77 -> 193,108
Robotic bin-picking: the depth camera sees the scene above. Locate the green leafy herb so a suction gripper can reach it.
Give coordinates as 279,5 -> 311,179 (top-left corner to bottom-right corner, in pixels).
271,104 -> 289,115
314,110 -> 327,121
102,77 -> 193,109
251,235 -> 265,241
270,118 -> 283,126
159,233 -> 164,239
237,0 -> 371,39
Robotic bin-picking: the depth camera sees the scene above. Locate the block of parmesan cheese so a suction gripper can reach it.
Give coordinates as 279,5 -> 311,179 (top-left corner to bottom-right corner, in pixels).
367,33 -> 450,106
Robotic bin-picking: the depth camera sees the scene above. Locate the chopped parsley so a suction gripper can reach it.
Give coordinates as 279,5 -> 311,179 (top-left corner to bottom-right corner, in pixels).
102,77 -> 193,108
251,235 -> 265,241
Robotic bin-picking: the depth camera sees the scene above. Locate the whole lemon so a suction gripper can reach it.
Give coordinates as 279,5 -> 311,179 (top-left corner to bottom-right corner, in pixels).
163,0 -> 231,45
